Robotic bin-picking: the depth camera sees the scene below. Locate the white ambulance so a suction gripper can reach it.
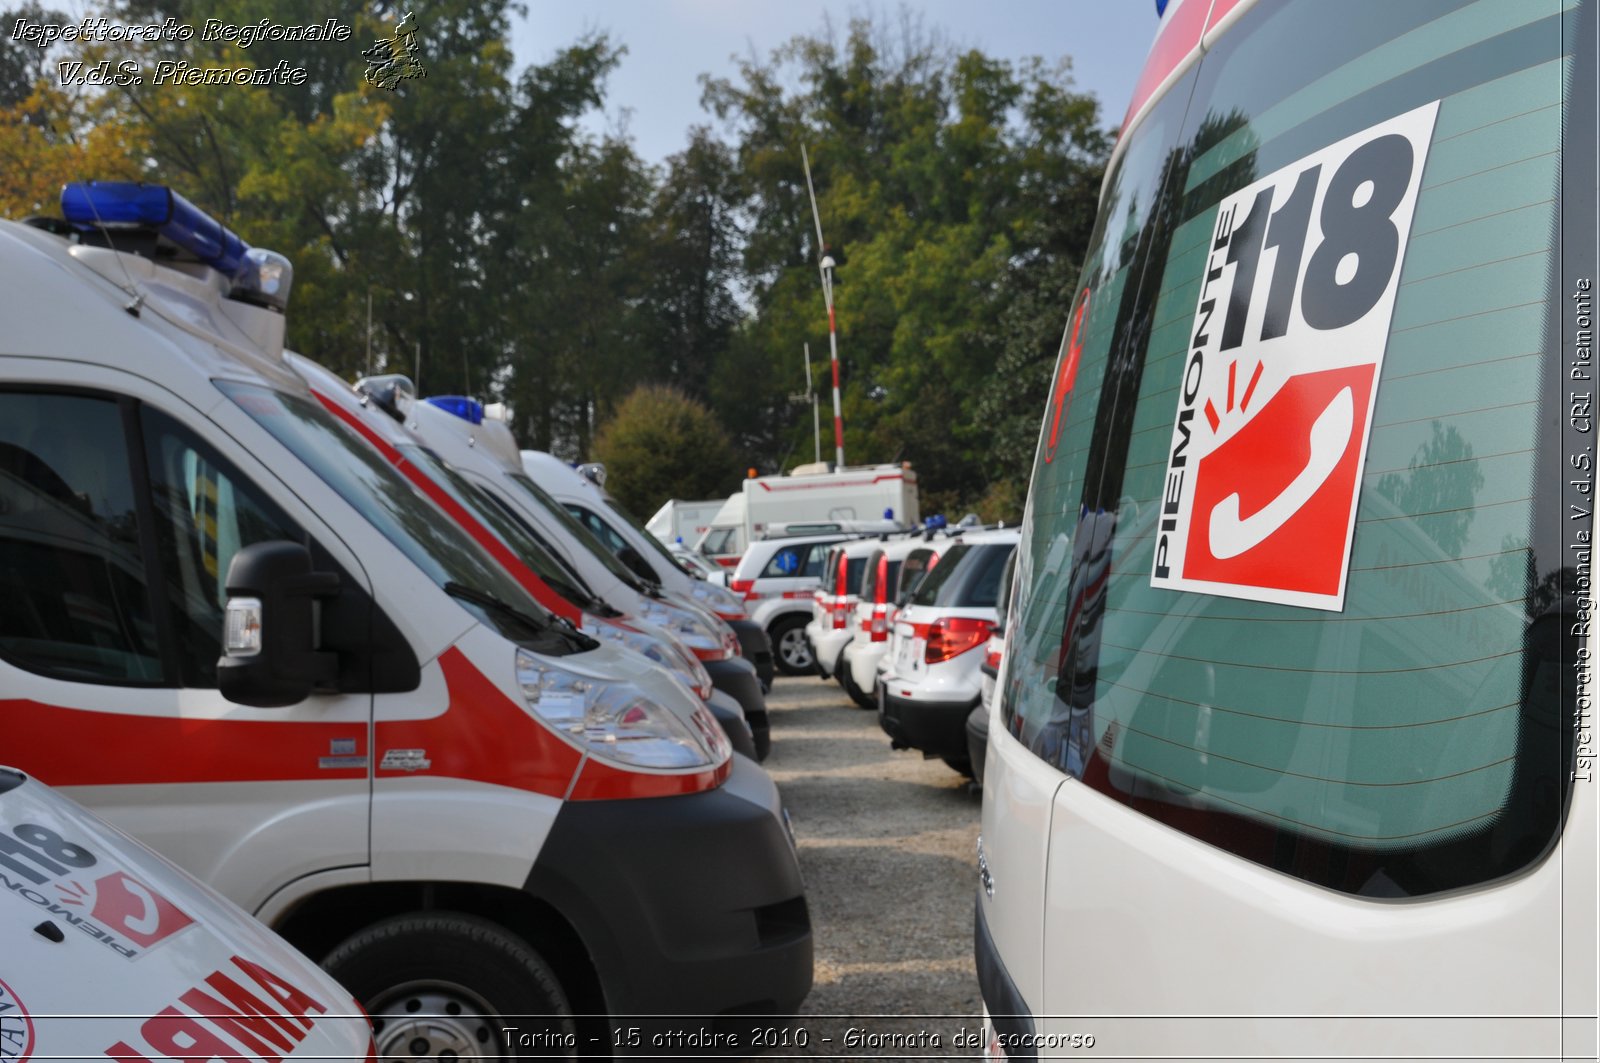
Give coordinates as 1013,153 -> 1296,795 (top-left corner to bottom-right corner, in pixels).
645,498 -> 725,548
980,0 -> 1596,1058
0,766 -> 374,1060
694,462 -> 920,569
0,181 -> 812,1058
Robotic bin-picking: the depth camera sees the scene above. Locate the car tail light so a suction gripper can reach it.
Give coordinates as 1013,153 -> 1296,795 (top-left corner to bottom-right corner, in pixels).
730,578 -> 758,601
925,617 -> 993,663
831,601 -> 851,630
985,646 -> 1002,670
870,608 -> 889,643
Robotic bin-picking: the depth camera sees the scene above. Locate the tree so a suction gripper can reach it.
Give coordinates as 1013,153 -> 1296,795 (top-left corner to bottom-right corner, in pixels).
592,385 -> 738,517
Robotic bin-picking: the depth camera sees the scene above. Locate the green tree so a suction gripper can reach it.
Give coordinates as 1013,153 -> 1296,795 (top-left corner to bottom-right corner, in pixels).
593,385 -> 738,517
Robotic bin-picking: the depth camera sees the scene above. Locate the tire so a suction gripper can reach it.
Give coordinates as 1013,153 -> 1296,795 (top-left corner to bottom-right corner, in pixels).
840,665 -> 876,711
323,911 -> 575,1061
771,616 -> 815,675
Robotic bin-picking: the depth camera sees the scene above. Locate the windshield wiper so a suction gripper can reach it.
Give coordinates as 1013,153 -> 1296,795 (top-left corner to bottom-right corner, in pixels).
444,582 -> 597,652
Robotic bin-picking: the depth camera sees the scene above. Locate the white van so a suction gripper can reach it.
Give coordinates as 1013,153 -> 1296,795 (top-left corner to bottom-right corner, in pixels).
284,360 -> 762,762
645,497 -> 725,548
520,451 -> 777,690
980,0 -> 1596,1058
1,182 -> 811,1057
695,464 -> 920,569
0,766 -> 373,1060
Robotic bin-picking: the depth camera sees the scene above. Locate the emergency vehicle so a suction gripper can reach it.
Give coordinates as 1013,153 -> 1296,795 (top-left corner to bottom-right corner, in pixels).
519,451 -> 777,690
793,538 -> 868,680
0,181 -> 812,1059
281,358 -> 761,762
645,498 -> 725,548
0,766 -> 375,1060
694,463 -> 919,568
877,529 -> 1015,776
979,0 -> 1597,1057
838,535 -> 946,710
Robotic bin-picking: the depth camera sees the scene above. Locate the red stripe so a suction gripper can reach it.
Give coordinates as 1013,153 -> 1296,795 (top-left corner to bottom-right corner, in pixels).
828,306 -> 837,333
2,699 -> 368,787
1205,0 -> 1246,35
754,474 -> 903,491
311,392 -> 582,623
1120,0 -> 1211,137
833,416 -> 844,448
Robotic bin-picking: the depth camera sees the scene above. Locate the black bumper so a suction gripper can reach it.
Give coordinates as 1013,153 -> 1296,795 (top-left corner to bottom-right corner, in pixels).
975,895 -> 1037,1061
524,756 -> 812,1045
729,618 -> 774,691
706,688 -> 757,762
966,704 -> 990,787
879,690 -> 979,762
706,656 -> 770,761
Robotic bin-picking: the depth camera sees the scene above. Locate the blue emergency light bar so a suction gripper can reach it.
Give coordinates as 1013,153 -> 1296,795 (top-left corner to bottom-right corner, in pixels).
425,396 -> 484,424
61,181 -> 247,277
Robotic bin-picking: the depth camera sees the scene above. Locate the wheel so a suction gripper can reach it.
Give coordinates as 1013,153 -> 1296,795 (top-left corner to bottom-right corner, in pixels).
323,912 -> 575,1061
840,665 -> 876,710
771,616 -> 815,675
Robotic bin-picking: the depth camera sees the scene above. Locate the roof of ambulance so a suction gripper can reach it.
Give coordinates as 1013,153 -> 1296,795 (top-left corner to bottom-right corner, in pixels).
0,218 -> 309,399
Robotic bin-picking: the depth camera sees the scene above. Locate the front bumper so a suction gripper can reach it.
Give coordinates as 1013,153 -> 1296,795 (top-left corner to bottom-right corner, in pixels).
879,688 -> 979,763
729,617 -> 775,691
706,656 -> 770,761
523,755 -> 812,1045
706,687 -> 757,762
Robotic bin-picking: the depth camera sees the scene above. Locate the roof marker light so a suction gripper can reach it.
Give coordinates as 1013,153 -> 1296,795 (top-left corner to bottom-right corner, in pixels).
424,395 -> 484,425
62,181 -> 247,276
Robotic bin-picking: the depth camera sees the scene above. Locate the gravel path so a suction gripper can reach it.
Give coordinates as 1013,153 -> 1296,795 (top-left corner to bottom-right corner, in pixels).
759,674 -> 986,1058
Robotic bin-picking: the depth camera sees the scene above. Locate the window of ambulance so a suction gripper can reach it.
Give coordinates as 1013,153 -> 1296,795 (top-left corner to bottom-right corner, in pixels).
0,391 -> 301,687
605,498 -> 697,579
1002,0 -> 1584,898
223,383 -> 583,654
506,472 -> 652,593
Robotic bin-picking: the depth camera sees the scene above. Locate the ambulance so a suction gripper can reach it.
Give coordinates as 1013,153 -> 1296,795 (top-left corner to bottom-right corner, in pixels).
0,766 -> 374,1060
0,181 -> 812,1058
283,358 -> 763,761
979,0 -> 1596,1058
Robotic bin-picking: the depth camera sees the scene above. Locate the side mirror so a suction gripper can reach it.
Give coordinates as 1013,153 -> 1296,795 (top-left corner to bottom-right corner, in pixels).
218,541 -> 341,708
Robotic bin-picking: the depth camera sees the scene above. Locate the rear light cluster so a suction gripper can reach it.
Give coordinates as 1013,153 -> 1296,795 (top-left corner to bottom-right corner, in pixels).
730,578 -> 759,602
984,645 -> 1003,670
869,608 -> 889,643
831,601 -> 851,630
925,617 -> 994,664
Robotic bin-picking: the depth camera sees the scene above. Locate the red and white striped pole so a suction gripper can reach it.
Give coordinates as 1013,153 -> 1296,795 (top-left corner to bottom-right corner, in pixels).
803,144 -> 845,469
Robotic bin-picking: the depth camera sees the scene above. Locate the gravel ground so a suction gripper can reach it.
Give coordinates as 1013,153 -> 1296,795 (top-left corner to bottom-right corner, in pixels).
757,673 -> 986,1059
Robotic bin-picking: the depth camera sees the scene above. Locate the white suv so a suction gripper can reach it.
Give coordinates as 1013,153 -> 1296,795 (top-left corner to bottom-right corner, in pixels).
728,535 -> 848,674
877,529 -> 1018,775
838,536 -> 946,708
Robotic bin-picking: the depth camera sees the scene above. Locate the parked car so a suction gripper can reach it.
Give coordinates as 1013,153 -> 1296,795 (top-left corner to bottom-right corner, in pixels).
728,533 -> 849,675
0,181 -> 811,1056
840,535 -> 949,710
967,549 -> 1015,788
0,766 -> 375,1060
877,529 -> 1018,775
798,538 -> 875,682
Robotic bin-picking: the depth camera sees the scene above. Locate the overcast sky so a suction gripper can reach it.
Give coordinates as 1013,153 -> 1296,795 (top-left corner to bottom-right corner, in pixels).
510,1 -> 1160,165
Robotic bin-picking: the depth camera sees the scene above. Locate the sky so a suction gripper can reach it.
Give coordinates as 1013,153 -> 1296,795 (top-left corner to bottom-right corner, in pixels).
509,1 -> 1161,165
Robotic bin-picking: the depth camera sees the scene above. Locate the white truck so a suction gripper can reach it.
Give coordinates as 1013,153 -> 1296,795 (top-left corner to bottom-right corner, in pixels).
645,498 -> 726,548
695,463 -> 919,569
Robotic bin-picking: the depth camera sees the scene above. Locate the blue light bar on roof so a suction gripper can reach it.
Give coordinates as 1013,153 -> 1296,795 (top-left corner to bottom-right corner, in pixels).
425,395 -> 484,424
1156,0 -> 1169,13
61,181 -> 247,277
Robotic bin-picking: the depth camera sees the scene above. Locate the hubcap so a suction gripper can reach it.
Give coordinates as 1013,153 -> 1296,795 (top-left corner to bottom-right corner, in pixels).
779,627 -> 813,669
369,984 -> 498,1061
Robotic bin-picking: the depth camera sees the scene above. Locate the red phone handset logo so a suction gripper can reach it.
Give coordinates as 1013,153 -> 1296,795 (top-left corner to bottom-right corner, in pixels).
1185,364 -> 1375,596
88,869 -> 195,949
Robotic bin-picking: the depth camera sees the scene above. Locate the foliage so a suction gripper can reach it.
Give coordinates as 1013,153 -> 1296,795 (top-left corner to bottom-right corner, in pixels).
0,4 -> 1112,515
592,385 -> 737,517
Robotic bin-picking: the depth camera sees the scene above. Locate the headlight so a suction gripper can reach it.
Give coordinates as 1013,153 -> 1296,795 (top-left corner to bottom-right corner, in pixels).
689,579 -> 747,620
587,618 -> 714,700
516,649 -> 726,769
641,600 -> 732,661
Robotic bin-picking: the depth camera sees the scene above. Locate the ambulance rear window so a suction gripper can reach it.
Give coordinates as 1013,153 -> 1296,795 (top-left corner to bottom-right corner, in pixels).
1000,0 -> 1589,897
